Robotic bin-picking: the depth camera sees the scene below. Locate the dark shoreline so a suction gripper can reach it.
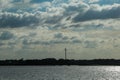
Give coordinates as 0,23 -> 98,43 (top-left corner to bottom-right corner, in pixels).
1,58 -> 120,66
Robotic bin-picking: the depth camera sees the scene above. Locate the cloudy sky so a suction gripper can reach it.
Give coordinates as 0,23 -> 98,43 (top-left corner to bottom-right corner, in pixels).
0,0 -> 120,60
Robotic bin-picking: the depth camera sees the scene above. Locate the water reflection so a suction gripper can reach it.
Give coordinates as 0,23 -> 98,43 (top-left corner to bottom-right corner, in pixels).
0,66 -> 120,80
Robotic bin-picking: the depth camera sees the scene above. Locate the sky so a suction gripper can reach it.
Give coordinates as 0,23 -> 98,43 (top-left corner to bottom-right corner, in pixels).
0,0 -> 120,60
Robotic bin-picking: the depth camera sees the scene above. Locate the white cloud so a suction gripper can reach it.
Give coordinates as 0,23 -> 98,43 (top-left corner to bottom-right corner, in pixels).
0,0 -> 13,10
0,0 -> 120,59
89,0 -> 99,3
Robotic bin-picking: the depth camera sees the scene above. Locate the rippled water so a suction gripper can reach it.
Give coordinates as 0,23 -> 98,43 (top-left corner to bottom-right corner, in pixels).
0,66 -> 120,80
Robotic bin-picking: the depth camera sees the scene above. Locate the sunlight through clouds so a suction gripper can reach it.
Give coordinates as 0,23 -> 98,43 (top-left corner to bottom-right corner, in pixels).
0,0 -> 120,59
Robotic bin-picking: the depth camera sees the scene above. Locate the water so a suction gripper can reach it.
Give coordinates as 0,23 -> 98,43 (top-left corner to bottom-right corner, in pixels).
0,66 -> 120,80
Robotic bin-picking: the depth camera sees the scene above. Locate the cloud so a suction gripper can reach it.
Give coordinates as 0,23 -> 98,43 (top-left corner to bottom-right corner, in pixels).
73,4 -> 120,22
54,33 -> 63,39
98,0 -> 120,5
88,0 -> 99,3
0,31 -> 14,40
19,31 -> 82,46
72,37 -> 82,43
84,41 -> 98,48
21,33 -> 67,46
0,42 -> 4,46
0,0 -> 119,30
0,0 -> 91,28
0,0 -> 13,10
63,1 -> 89,16
30,0 -> 53,3
0,12 -> 39,28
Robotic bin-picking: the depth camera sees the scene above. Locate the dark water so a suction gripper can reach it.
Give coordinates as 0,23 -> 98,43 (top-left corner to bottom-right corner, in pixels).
0,66 -> 120,80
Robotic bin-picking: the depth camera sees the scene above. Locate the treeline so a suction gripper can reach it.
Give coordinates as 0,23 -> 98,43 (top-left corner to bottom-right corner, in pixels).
0,58 -> 120,66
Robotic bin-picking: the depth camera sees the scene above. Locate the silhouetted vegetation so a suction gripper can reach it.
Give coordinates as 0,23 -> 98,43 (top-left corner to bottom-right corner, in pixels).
0,58 -> 120,66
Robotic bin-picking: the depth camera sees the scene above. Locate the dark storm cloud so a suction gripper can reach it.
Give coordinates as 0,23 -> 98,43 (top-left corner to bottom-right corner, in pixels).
0,31 -> 14,40
73,5 -> 120,22
0,12 -> 39,28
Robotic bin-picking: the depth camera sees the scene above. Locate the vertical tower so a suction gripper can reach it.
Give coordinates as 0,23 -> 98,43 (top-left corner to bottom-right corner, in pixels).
65,48 -> 67,60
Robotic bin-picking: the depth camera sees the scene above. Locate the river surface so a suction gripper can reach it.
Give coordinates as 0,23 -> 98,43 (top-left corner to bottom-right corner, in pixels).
0,66 -> 120,80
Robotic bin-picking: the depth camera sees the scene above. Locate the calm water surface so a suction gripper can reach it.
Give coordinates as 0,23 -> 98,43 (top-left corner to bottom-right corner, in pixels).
0,66 -> 120,80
